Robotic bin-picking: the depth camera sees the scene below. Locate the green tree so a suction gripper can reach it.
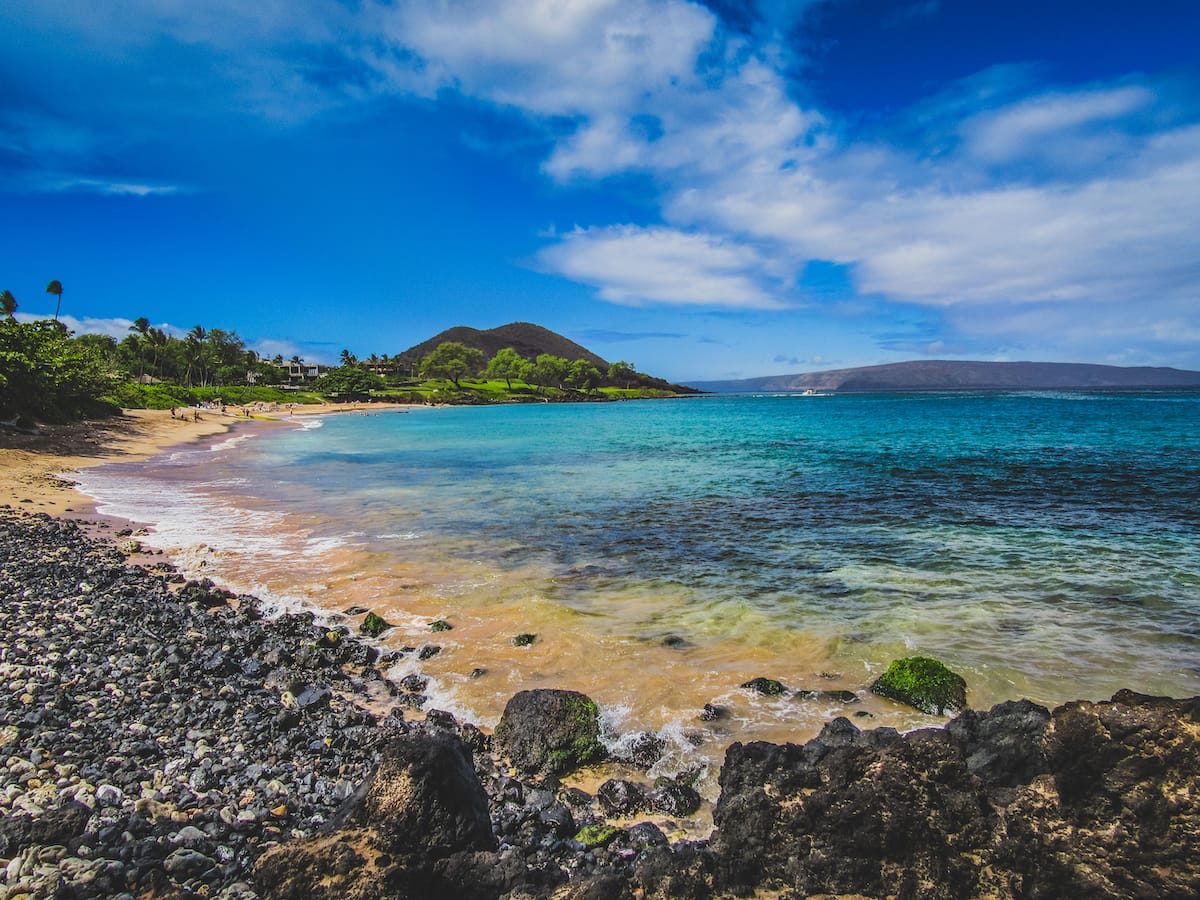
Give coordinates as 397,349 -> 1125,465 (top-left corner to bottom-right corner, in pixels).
315,365 -> 385,397
75,333 -> 120,370
420,341 -> 484,388
184,326 -> 207,386
129,317 -> 151,377
607,360 -> 637,389
529,354 -> 569,391
0,318 -> 113,421
567,358 -> 602,392
147,327 -> 168,378
45,280 -> 63,321
1,290 -> 16,320
205,329 -> 247,385
340,348 -> 358,367
485,347 -> 527,389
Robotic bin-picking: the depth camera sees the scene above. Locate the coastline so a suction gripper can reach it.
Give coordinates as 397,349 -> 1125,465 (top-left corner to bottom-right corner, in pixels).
3,407 -> 1199,896
2,511 -> 1196,898
0,401 -> 420,519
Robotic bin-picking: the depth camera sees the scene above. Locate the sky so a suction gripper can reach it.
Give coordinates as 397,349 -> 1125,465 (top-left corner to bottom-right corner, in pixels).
2,0 -> 1198,382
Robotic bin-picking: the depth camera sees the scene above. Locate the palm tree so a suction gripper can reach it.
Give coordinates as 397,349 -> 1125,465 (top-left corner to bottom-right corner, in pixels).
129,317 -> 151,378
45,280 -> 63,321
1,290 -> 16,320
147,327 -> 168,378
183,325 -> 208,386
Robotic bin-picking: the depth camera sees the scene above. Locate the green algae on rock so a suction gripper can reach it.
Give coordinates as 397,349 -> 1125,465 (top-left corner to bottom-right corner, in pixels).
574,824 -> 624,849
870,656 -> 967,715
741,677 -> 786,696
494,689 -> 606,777
359,611 -> 393,637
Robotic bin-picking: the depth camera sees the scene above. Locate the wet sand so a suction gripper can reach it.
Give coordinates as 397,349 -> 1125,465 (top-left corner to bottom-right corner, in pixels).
0,409 -> 233,517
0,402 -> 419,517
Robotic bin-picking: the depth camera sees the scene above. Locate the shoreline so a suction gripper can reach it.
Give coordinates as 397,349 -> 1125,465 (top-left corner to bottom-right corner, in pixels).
3,410 -> 1199,896
1,510 -> 1196,897
0,401 -> 421,520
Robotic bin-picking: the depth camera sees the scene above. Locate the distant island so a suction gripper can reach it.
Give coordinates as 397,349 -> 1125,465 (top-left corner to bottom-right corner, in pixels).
688,360 -> 1200,394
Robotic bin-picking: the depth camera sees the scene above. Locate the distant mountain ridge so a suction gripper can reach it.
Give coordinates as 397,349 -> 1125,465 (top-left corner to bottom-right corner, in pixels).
689,360 -> 1200,393
396,322 -> 609,370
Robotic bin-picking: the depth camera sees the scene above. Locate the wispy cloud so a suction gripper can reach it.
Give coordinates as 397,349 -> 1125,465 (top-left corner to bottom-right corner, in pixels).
51,179 -> 183,196
577,329 -> 688,342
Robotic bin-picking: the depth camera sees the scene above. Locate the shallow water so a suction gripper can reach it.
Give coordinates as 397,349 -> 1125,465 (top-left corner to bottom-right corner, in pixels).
77,392 -> 1200,791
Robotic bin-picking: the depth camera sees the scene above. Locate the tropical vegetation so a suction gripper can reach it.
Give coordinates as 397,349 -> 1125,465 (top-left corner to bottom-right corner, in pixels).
1,285 -> 693,425
1,315 -> 114,422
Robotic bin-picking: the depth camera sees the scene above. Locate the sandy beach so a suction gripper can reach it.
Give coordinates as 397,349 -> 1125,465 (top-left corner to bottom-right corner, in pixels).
0,402 -> 418,517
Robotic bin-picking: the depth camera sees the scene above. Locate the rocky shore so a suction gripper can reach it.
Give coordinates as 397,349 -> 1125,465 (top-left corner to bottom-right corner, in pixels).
2,510 -> 1198,899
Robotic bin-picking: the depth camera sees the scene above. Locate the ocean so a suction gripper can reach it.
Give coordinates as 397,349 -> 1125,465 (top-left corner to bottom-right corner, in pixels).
76,392 -> 1200,789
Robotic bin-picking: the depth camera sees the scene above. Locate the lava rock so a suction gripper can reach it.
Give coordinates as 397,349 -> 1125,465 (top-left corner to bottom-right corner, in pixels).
597,779 -> 650,816
614,731 -> 666,768
650,780 -> 702,817
360,611 -> 393,637
493,689 -> 606,778
740,677 -> 786,696
870,656 -> 967,715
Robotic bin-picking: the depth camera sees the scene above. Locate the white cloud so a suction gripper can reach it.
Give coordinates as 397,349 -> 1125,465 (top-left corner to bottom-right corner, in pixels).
960,85 -> 1154,165
51,179 -> 183,196
250,338 -> 306,362
384,0 -> 717,115
538,225 -> 786,308
14,313 -> 185,339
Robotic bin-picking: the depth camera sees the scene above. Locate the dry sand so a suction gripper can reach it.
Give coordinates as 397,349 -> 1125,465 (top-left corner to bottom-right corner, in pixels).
0,402 -> 418,517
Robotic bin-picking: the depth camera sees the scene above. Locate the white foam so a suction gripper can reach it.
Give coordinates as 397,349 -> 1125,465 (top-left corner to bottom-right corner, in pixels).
210,432 -> 255,452
646,720 -> 711,784
381,657 -> 488,727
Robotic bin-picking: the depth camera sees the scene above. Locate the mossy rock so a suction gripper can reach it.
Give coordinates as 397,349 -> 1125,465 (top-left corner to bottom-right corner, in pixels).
741,677 -> 787,696
870,656 -> 967,715
429,620 -> 453,632
360,611 -> 393,638
574,824 -> 624,849
512,633 -> 537,647
494,689 -> 606,777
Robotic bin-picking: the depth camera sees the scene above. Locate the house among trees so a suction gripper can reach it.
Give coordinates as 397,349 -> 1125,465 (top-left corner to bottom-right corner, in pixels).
287,361 -> 332,382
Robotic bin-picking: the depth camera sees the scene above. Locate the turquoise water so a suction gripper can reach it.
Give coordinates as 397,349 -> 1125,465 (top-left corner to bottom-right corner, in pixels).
80,392 -> 1200,780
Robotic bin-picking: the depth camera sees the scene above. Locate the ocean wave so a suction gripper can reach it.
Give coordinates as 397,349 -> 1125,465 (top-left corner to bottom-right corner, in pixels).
210,432 -> 256,452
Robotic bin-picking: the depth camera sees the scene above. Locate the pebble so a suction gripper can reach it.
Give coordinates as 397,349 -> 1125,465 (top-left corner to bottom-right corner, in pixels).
0,511 -> 695,899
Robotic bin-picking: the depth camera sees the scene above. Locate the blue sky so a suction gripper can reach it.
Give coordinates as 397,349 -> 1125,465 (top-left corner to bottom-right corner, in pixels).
2,0 -> 1198,382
